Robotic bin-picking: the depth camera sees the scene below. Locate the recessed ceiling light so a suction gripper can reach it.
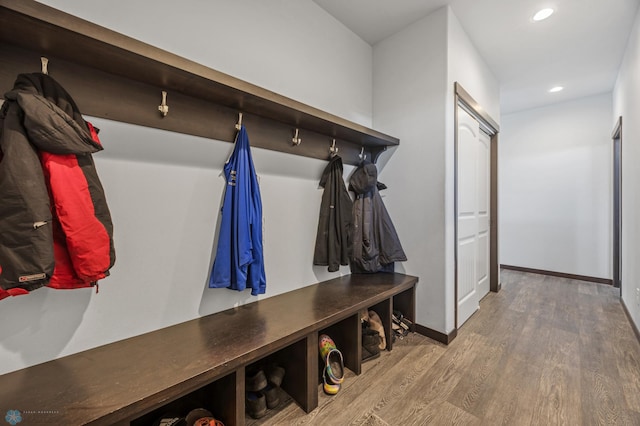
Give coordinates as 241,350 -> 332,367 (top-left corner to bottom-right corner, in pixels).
549,86 -> 563,93
533,8 -> 554,21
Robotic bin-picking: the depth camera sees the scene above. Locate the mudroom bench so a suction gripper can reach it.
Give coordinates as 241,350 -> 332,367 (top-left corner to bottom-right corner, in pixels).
0,273 -> 417,426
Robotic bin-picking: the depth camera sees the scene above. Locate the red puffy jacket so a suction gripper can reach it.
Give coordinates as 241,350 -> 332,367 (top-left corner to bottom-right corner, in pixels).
0,73 -> 115,300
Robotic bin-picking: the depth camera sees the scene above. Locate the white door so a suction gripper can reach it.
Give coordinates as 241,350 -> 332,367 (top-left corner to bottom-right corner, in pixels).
457,107 -> 491,327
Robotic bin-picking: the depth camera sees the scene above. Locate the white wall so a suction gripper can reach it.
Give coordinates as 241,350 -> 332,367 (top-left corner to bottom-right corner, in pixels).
0,0 -> 370,375
445,10 -> 500,331
446,11 -> 500,123
373,8 -> 448,334
373,6 -> 499,334
499,94 -> 613,279
613,6 -> 640,333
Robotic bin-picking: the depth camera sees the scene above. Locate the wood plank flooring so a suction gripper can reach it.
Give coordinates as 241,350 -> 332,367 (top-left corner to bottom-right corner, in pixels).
248,270 -> 640,425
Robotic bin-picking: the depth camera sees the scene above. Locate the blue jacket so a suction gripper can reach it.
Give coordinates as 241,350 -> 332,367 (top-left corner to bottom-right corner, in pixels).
209,126 -> 266,295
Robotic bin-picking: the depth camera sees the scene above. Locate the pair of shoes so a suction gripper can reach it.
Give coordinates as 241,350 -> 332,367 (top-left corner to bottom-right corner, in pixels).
154,408 -> 224,426
392,310 -> 412,341
185,408 -> 225,426
319,334 -> 345,395
245,365 -> 286,418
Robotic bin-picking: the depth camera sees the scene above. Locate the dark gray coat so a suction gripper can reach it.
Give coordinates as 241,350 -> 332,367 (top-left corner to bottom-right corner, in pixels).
349,161 -> 406,273
313,155 -> 353,272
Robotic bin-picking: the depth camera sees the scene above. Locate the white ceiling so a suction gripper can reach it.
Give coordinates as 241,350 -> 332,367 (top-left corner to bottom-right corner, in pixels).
313,0 -> 640,114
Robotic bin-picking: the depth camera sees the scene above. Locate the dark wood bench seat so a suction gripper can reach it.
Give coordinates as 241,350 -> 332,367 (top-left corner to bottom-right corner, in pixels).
0,273 -> 418,426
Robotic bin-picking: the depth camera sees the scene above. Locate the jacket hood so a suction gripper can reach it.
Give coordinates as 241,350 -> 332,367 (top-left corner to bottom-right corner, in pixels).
4,73 -> 102,155
349,161 -> 377,194
349,161 -> 388,195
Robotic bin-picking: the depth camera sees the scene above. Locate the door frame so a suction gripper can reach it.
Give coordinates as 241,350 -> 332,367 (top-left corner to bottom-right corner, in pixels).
454,82 -> 500,330
612,116 -> 622,290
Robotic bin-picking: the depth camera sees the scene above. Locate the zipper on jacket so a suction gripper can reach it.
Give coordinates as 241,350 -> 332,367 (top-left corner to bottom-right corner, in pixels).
33,221 -> 48,229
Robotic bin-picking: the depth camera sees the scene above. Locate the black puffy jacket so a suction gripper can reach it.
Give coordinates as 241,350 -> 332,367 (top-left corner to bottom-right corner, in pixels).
349,161 -> 406,273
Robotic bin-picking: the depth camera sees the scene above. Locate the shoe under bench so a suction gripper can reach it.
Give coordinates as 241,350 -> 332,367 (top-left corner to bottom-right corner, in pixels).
0,273 -> 418,425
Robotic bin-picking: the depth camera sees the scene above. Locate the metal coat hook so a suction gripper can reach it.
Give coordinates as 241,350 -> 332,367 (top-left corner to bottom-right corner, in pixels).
359,147 -> 366,161
40,57 -> 49,75
235,112 -> 243,130
158,91 -> 169,117
329,138 -> 338,156
292,128 -> 301,146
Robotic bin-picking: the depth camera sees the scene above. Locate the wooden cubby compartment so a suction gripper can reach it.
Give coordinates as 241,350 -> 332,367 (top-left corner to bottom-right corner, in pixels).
245,334 -> 318,421
393,287 -> 417,332
131,371 -> 240,426
318,313 -> 362,381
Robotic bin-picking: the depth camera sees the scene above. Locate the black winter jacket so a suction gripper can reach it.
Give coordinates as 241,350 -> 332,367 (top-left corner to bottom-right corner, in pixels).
313,155 -> 353,272
349,161 -> 406,273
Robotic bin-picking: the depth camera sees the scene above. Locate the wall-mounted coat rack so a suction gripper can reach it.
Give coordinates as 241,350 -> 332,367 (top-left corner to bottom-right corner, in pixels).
0,0 -> 399,165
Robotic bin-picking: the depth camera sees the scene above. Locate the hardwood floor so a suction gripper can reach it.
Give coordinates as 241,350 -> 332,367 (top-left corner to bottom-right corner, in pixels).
248,270 -> 640,425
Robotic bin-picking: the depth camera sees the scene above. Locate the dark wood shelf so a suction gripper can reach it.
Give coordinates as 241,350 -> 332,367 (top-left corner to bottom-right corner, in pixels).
0,273 -> 418,425
0,0 -> 399,165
